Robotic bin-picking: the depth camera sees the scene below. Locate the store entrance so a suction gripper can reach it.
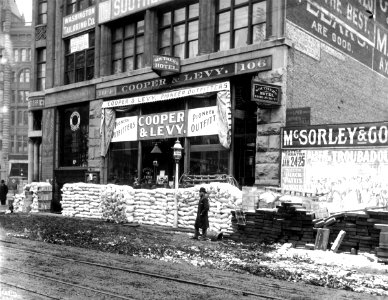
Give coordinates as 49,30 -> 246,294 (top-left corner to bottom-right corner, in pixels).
141,138 -> 184,188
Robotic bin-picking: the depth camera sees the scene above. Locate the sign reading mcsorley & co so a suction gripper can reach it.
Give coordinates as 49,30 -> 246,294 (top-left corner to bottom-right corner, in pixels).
282,122 -> 388,148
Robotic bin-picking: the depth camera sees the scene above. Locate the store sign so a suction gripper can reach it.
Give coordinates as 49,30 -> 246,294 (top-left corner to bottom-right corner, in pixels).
187,106 -> 218,137
138,110 -> 185,140
28,96 -> 45,109
282,123 -> 388,149
98,0 -> 173,24
62,6 -> 96,38
111,116 -> 138,142
102,81 -> 230,108
152,55 -> 180,74
97,56 -> 272,99
251,81 -> 281,106
287,0 -> 388,78
286,107 -> 311,126
70,33 -> 89,53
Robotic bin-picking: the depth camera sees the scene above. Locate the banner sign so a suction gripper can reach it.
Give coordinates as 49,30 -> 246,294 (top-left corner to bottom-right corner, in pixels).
98,0 -> 173,24
282,123 -> 388,149
187,106 -> 218,137
281,148 -> 388,212
70,33 -> 89,53
97,56 -> 272,98
286,0 -> 388,78
62,6 -> 96,38
102,81 -> 230,108
111,116 -> 137,142
138,110 -> 185,140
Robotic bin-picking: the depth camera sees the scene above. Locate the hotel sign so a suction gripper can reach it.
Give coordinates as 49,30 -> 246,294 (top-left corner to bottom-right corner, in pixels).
152,55 -> 180,74
251,81 -> 281,106
62,6 -> 96,38
282,123 -> 388,149
28,96 -> 45,110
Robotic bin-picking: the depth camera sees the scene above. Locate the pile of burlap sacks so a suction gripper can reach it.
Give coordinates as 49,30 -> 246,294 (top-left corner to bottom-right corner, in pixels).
61,182 -> 242,234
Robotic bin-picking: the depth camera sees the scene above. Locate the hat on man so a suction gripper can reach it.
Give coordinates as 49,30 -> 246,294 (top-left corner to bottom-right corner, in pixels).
199,187 -> 206,193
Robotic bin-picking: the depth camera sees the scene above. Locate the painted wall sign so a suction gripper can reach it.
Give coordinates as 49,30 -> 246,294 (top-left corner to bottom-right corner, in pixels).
98,0 -> 174,24
282,123 -> 388,149
111,116 -> 138,142
97,56 -> 272,99
152,55 -> 180,73
251,81 -> 281,106
102,81 -> 230,108
62,6 -> 96,38
28,97 -> 45,109
281,148 -> 388,213
138,110 -> 185,140
187,106 -> 218,137
287,0 -> 388,78
286,107 -> 311,126
70,33 -> 89,53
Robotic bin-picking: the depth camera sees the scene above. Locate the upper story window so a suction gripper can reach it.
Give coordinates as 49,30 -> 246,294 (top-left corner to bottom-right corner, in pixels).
38,0 -> 47,25
37,48 -> 46,91
158,2 -> 199,59
66,0 -> 95,15
112,18 -> 145,74
216,0 -> 266,51
14,49 -> 19,62
19,69 -> 30,83
65,32 -> 95,84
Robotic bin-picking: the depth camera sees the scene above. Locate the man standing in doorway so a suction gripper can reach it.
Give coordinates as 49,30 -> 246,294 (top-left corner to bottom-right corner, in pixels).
0,180 -> 9,205
192,187 -> 209,240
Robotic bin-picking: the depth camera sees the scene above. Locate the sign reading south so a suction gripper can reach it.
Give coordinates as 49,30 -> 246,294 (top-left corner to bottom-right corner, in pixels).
152,55 -> 180,74
251,82 -> 281,106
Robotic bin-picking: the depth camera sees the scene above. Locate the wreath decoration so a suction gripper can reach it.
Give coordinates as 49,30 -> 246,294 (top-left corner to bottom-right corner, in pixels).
70,111 -> 81,131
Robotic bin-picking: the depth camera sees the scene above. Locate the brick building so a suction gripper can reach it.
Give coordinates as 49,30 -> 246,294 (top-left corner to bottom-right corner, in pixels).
28,0 -> 388,211
0,0 -> 31,189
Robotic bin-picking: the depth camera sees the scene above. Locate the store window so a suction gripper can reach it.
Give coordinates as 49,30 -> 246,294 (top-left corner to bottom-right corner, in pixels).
111,17 -> 145,74
65,32 -> 95,84
59,104 -> 89,167
66,0 -> 95,15
216,0 -> 266,51
37,48 -> 46,91
38,0 -> 47,25
158,2 -> 199,59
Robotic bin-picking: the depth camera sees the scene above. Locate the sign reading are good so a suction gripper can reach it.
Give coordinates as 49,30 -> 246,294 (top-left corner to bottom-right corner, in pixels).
138,111 -> 186,140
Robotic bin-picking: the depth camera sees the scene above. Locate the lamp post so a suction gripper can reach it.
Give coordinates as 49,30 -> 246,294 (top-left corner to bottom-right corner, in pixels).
172,139 -> 183,227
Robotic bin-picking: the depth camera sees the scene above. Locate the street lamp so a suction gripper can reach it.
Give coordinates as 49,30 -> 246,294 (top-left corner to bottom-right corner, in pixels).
172,139 -> 183,227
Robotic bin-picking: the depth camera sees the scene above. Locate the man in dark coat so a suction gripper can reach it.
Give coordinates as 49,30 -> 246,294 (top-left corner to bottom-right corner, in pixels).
0,180 -> 9,205
193,187 -> 210,240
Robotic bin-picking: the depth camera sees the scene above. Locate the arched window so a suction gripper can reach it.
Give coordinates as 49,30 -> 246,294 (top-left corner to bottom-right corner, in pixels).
19,69 -> 30,83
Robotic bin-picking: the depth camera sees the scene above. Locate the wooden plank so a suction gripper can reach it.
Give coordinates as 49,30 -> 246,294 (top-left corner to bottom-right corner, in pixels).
314,228 -> 330,251
331,230 -> 346,253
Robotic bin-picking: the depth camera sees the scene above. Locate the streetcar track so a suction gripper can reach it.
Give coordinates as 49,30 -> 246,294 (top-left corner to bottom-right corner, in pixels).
0,242 -> 283,299
0,280 -> 61,300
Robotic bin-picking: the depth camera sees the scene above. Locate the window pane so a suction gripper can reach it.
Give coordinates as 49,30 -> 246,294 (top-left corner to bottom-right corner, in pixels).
113,27 -> 123,40
25,70 -> 30,82
75,52 -> 85,68
253,2 -> 266,24
124,39 -> 134,57
86,50 -> 94,67
188,3 -> 199,18
173,24 -> 185,44
136,54 -> 144,69
161,12 -> 171,26
218,0 -> 231,10
174,7 -> 185,23
234,27 -> 248,48
218,12 -> 230,33
160,47 -> 170,55
137,20 -> 145,34
188,40 -> 198,58
190,150 -> 229,175
219,33 -> 230,51
136,36 -> 144,54
113,42 -> 122,60
124,57 -> 133,70
234,6 -> 248,29
188,20 -> 198,41
235,0 -> 249,4
160,29 -> 170,48
173,43 -> 184,58
124,23 -> 134,37
253,23 -> 266,43
113,60 -> 122,73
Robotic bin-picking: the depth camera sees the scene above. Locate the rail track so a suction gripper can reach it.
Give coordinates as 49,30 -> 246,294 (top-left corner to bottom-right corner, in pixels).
0,241 -> 285,300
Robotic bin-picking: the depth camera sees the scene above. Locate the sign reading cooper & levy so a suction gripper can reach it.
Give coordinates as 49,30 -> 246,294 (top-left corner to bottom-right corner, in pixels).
97,56 -> 272,98
251,81 -> 281,106
62,6 -> 96,38
152,55 -> 180,73
282,122 -> 388,149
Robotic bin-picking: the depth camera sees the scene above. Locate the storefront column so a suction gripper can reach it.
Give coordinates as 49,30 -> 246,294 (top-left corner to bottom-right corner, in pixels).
137,141 -> 142,181
28,139 -> 34,183
33,141 -> 39,182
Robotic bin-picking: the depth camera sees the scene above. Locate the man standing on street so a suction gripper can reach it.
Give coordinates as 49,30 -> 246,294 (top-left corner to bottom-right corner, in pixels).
0,180 -> 9,205
192,187 -> 209,240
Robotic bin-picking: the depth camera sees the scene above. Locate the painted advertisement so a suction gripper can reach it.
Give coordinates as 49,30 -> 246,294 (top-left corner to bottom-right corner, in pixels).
62,6 -> 96,38
286,0 -> 388,78
111,116 -> 137,142
186,106 -> 218,137
281,148 -> 388,212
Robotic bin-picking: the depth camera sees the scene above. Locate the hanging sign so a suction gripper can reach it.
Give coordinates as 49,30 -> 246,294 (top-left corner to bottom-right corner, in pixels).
187,106 -> 218,137
251,81 -> 281,106
152,55 -> 180,74
111,116 -> 138,142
